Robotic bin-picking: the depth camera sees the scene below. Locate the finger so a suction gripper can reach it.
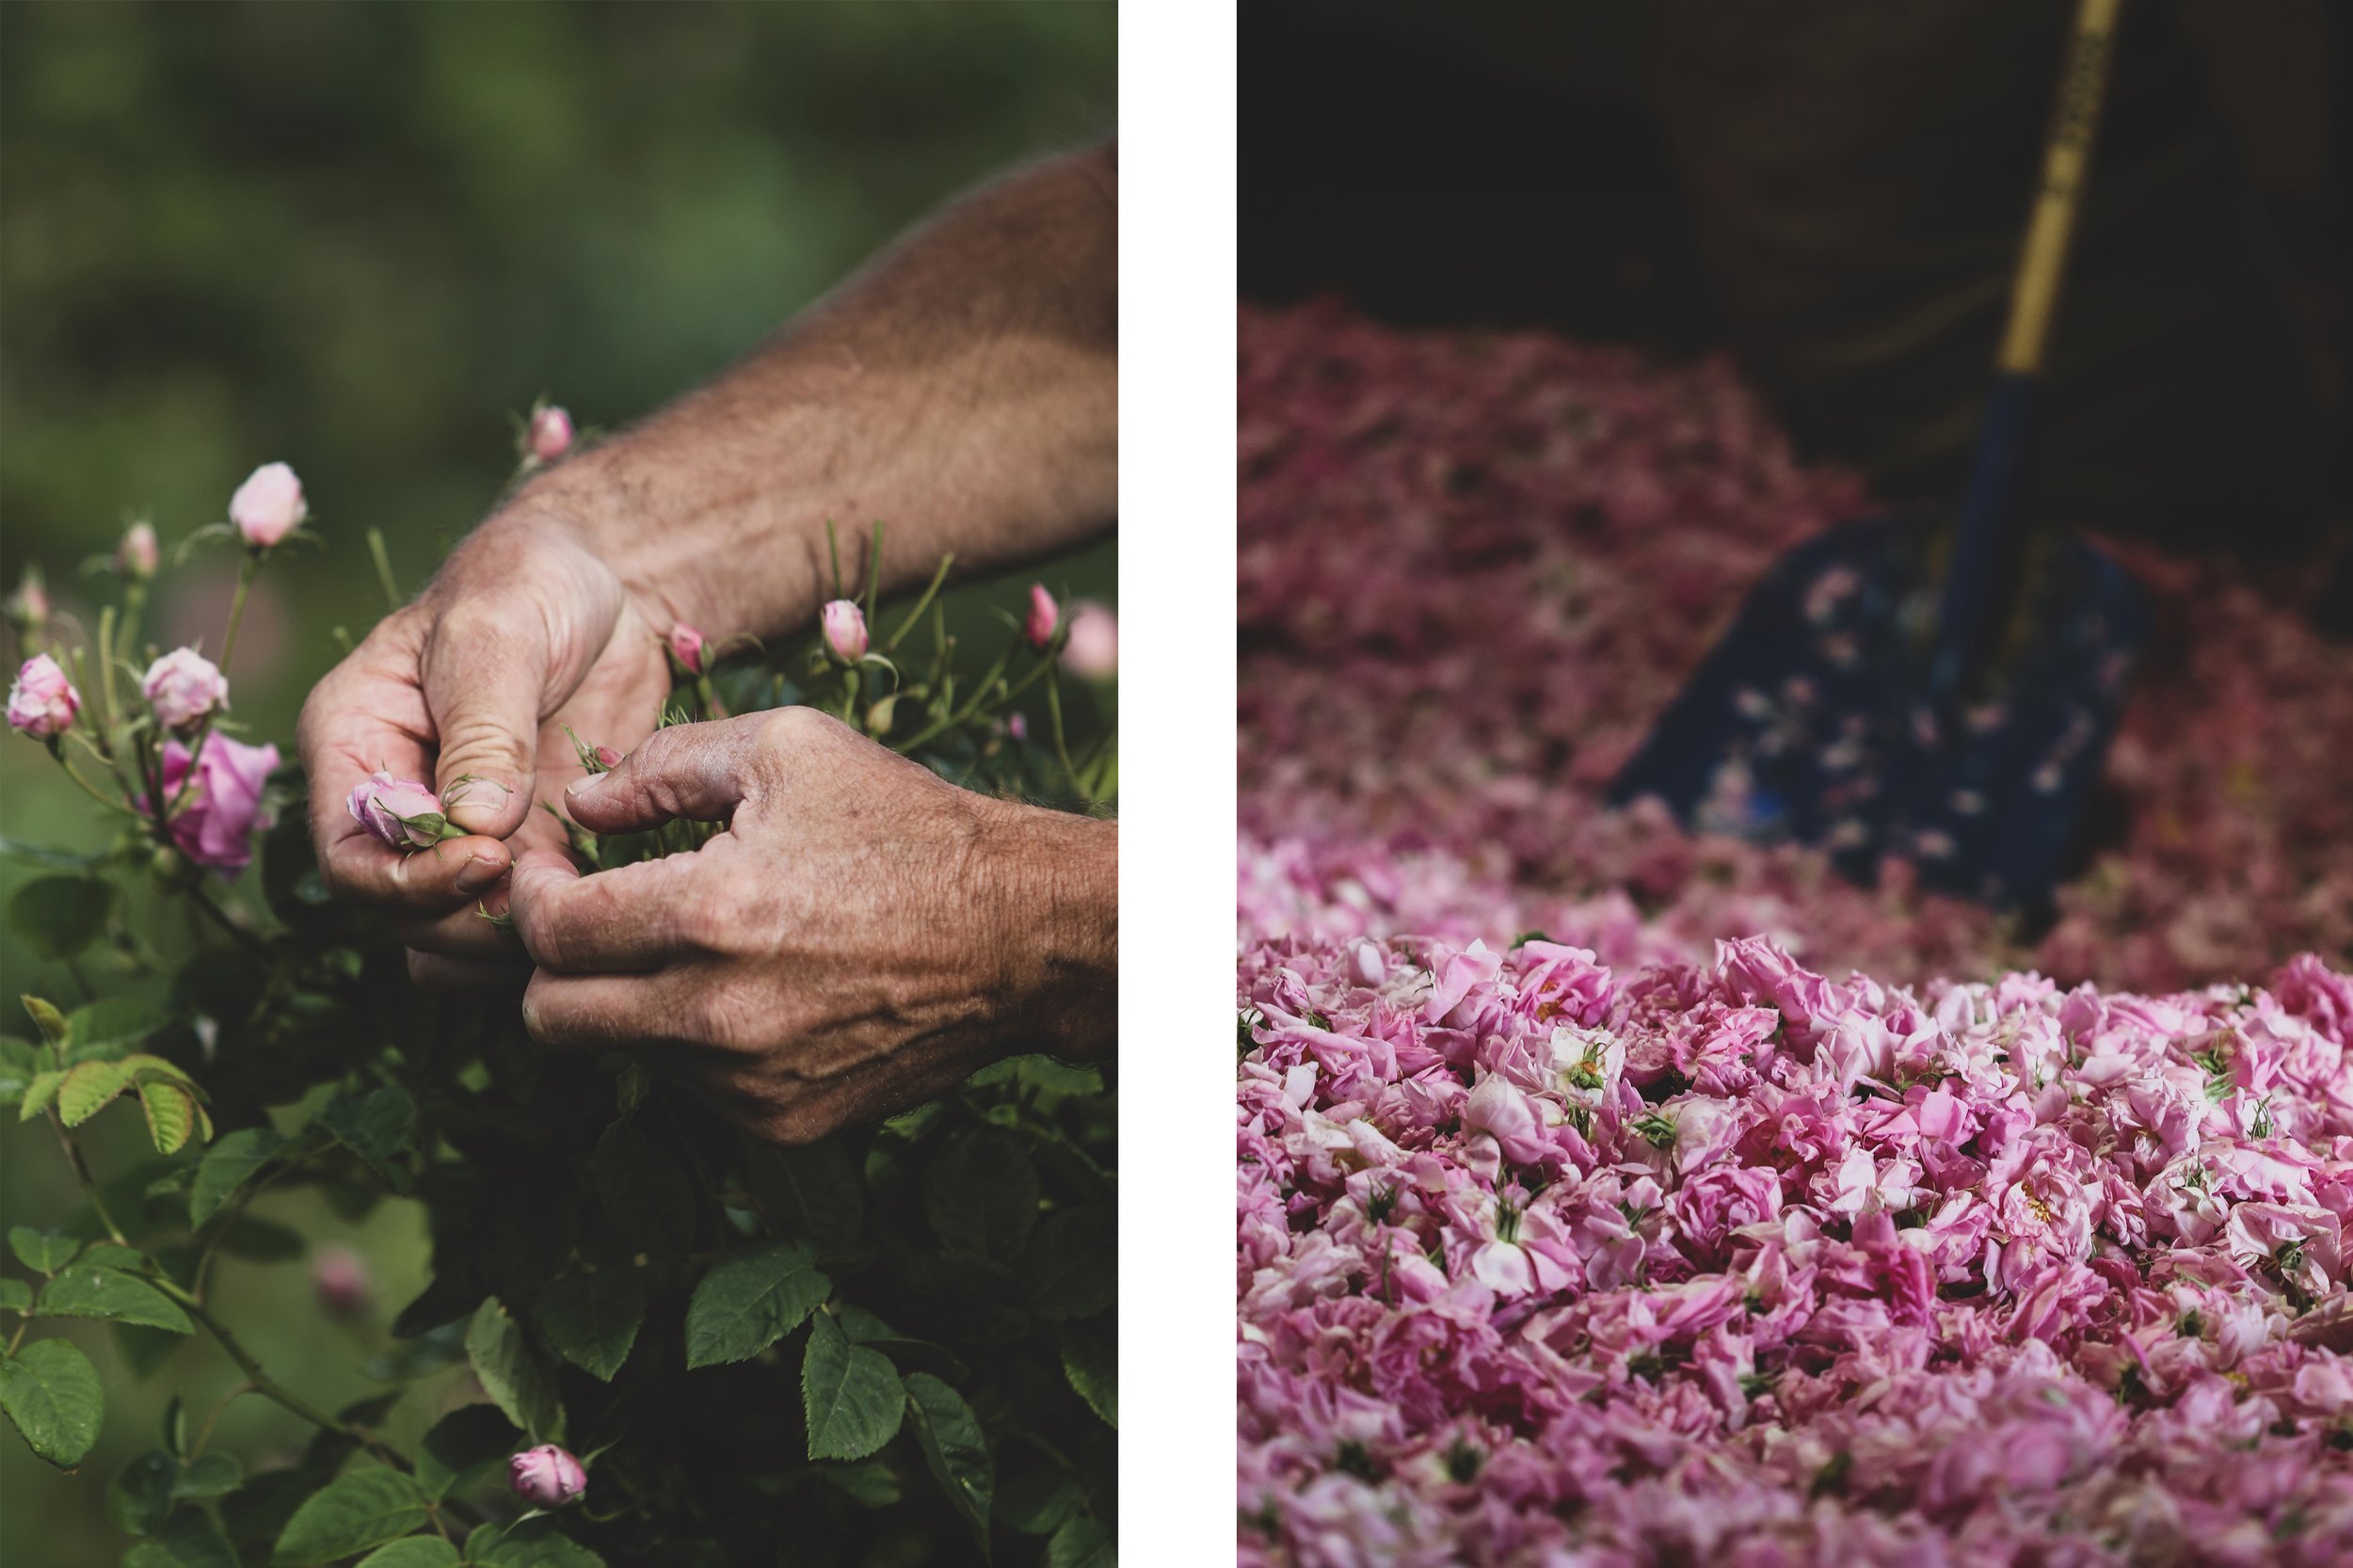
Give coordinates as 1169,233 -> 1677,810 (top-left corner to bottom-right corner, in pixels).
522,968 -> 694,1052
420,596 -> 562,840
407,949 -> 528,993
507,848 -> 696,974
391,880 -> 523,960
563,715 -> 770,835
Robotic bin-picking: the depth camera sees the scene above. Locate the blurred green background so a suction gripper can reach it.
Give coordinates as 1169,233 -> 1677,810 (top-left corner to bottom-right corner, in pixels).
0,3 -> 1112,1559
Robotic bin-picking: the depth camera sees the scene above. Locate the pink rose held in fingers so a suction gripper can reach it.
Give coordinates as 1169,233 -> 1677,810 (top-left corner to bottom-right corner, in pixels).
510,1444 -> 586,1507
348,770 -> 458,852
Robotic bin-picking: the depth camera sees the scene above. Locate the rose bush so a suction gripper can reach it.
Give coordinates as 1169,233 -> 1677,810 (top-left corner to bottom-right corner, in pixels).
2,437 -> 1117,1567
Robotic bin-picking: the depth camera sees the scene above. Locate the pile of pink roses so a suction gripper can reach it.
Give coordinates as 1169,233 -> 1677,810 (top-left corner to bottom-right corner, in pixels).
1239,933 -> 2353,1565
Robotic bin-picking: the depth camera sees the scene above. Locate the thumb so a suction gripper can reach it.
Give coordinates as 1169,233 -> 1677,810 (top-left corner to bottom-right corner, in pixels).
422,601 -> 554,838
564,714 -> 766,834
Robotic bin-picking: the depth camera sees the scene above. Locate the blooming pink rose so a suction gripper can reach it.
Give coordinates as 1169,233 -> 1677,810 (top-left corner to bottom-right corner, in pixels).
509,1443 -> 586,1507
157,735 -> 279,873
228,461 -> 307,548
312,1245 -> 371,1316
7,654 -> 79,739
525,403 -> 574,464
347,770 -> 449,851
116,521 -> 159,580
669,622 -> 707,675
1060,600 -> 1116,678
141,648 -> 229,731
821,600 -> 869,664
1024,583 -> 1059,648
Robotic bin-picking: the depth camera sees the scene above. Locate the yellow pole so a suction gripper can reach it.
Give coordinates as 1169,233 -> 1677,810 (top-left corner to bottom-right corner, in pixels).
1995,0 -> 2123,376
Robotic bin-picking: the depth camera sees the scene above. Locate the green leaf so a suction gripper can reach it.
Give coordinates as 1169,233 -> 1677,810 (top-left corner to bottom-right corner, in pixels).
215,1213 -> 305,1262
353,1539 -> 461,1568
173,1450 -> 242,1498
592,1120 -> 695,1256
21,993 -> 68,1044
0,1279 -> 31,1312
465,1297 -> 561,1442
1047,1515 -> 1114,1568
0,1336 -> 104,1467
535,1262 -> 644,1383
190,1127 -> 287,1227
999,1466 -> 1085,1536
8,875 -> 114,960
819,1457 -> 903,1509
904,1372 -> 993,1557
269,1465 -> 432,1565
0,1035 -> 41,1106
466,1519 -> 607,1567
17,1068 -> 65,1123
39,1264 -> 195,1334
1023,1207 -> 1115,1321
57,1058 -> 136,1127
109,1448 -> 180,1534
802,1310 -> 904,1462
138,1080 -> 199,1155
1062,1318 -> 1116,1429
124,1511 -> 242,1568
63,999 -> 168,1064
9,1224 -> 78,1272
322,1088 -> 417,1193
925,1130 -> 1041,1257
0,833 -> 111,872
415,1402 -> 519,1500
681,1242 -> 829,1369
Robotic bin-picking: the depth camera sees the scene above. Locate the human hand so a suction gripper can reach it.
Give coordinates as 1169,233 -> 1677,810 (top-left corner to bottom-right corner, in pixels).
504,709 -> 1116,1144
296,518 -> 674,984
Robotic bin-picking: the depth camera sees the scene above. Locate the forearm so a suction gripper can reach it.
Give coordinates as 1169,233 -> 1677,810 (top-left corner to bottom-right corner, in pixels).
493,144 -> 1117,639
986,805 -> 1117,1064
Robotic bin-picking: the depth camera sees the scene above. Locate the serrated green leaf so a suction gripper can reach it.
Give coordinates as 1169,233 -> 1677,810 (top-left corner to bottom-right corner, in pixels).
353,1538 -> 460,1568
189,1127 -> 286,1228
803,1310 -> 904,1462
139,1080 -> 198,1155
108,1448 -> 180,1534
467,1518 -> 607,1567
8,876 -> 114,960
173,1450 -> 242,1497
0,1336 -> 104,1467
682,1242 -> 829,1369
57,1058 -> 136,1127
62,999 -> 168,1064
1047,1515 -> 1114,1568
9,1224 -> 78,1272
124,1510 -> 241,1568
1023,1207 -> 1115,1321
18,1069 -> 65,1122
415,1402 -> 518,1500
1062,1319 -> 1115,1429
0,1279 -> 31,1312
0,1036 -> 40,1106
270,1465 -> 432,1565
535,1262 -> 644,1383
592,1120 -> 695,1256
465,1297 -> 561,1442
39,1264 -> 194,1334
322,1088 -> 416,1192
904,1372 -> 993,1557
925,1130 -> 1041,1257
82,1242 -> 144,1269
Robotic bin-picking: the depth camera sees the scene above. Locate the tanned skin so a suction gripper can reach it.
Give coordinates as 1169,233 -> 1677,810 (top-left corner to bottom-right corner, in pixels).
297,147 -> 1116,1143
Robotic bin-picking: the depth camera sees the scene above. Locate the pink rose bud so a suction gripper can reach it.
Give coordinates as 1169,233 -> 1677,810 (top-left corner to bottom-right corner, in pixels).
228,461 -> 308,548
1006,712 -> 1029,742
4,568 -> 49,633
8,654 -> 80,739
117,521 -> 161,581
510,1444 -> 586,1508
141,648 -> 229,731
525,403 -> 574,465
152,735 -> 279,873
1024,583 -> 1059,649
347,769 -> 450,851
1060,600 -> 1117,679
668,622 -> 706,675
595,744 -> 622,770
821,599 -> 869,664
311,1244 -> 371,1316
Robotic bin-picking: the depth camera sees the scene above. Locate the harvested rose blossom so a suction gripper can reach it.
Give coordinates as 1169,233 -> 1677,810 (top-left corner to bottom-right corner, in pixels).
228,461 -> 307,548
141,648 -> 228,731
669,622 -> 706,675
311,1245 -> 371,1316
821,599 -> 869,664
4,568 -> 50,633
1024,583 -> 1059,648
524,403 -> 574,465
7,654 -> 78,739
510,1444 -> 586,1507
347,770 -> 455,851
153,735 -> 279,873
1060,600 -> 1117,679
116,521 -> 159,580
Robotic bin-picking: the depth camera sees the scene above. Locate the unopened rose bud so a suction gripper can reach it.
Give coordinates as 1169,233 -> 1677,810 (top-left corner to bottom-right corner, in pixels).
311,1244 -> 371,1316
4,567 -> 49,634
1006,712 -> 1029,742
141,648 -> 229,731
229,461 -> 307,549
116,521 -> 160,581
1024,584 -> 1059,649
668,623 -> 706,676
595,744 -> 622,770
524,403 -> 574,465
510,1444 -> 586,1508
821,599 -> 868,664
8,654 -> 80,739
347,769 -> 452,851
1060,600 -> 1116,679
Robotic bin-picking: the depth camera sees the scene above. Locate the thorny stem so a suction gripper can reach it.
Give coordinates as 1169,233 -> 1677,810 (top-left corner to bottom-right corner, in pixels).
48,1111 -> 129,1245
56,753 -> 139,818
892,636 -> 1017,755
188,1382 -> 261,1460
163,1284 -> 396,1460
168,551 -> 259,815
883,552 -> 954,653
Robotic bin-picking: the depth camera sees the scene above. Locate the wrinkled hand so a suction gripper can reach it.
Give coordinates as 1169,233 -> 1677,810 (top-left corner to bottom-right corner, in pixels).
296,520 -> 673,984
504,709 -> 1116,1144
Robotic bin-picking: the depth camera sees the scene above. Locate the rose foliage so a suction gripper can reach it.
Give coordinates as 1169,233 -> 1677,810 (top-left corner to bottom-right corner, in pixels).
2,435 -> 1116,1567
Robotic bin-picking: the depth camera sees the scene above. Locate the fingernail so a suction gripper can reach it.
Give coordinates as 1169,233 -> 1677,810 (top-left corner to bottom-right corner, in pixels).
455,854 -> 505,895
566,774 -> 601,798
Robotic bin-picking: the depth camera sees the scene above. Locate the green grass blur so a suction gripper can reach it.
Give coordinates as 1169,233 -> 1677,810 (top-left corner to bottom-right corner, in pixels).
0,4 -> 1113,1559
